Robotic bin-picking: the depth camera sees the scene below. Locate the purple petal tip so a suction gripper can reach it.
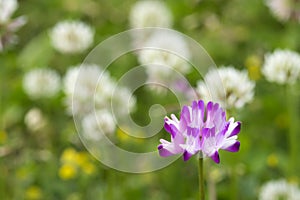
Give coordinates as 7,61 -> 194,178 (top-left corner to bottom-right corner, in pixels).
230,122 -> 241,137
157,144 -> 163,150
225,141 -> 240,152
211,151 -> 220,164
158,145 -> 174,157
183,151 -> 192,161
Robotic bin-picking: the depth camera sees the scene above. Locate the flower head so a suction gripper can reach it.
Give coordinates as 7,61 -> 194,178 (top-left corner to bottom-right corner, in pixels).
265,0 -> 300,22
129,0 -> 173,29
129,0 -> 174,49
110,87 -> 137,116
50,20 -> 94,54
24,108 -> 47,132
0,0 -> 18,23
265,0 -> 292,22
63,64 -> 115,115
259,179 -> 300,200
139,31 -> 191,74
158,100 -> 241,163
81,109 -> 116,141
138,31 -> 191,93
25,186 -> 42,200
197,66 -> 255,109
63,64 -> 136,116
262,49 -> 300,84
23,68 -> 61,99
0,0 -> 26,52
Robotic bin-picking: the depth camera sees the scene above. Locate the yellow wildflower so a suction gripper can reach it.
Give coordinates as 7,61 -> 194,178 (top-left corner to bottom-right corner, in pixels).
60,148 -> 77,164
245,55 -> 262,81
0,131 -> 7,144
81,162 -> 96,175
116,128 -> 131,142
117,127 -> 144,143
16,167 -> 31,181
267,153 -> 278,168
59,163 -> 77,180
25,186 -> 42,200
75,152 -> 89,167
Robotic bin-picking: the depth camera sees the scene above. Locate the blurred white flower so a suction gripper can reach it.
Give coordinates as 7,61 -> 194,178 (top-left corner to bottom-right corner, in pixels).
63,64 -> 136,117
50,20 -> 94,54
129,0 -> 173,28
138,31 -> 191,93
265,0 -> 300,22
259,179 -> 300,200
94,71 -> 116,108
24,108 -> 47,132
139,31 -> 191,73
145,64 -> 173,93
0,0 -> 18,23
63,64 -> 110,115
81,109 -> 115,141
63,67 -> 80,95
23,68 -> 61,99
129,0 -> 174,49
265,0 -> 292,22
111,87 -> 136,116
0,0 -> 26,52
197,66 -> 255,109
262,49 -> 300,84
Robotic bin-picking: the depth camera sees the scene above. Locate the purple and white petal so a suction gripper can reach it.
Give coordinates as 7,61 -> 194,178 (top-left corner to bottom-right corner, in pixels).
158,99 -> 241,163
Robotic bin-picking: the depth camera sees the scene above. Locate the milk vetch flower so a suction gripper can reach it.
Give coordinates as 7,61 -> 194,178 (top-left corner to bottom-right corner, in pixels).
158,100 -> 241,163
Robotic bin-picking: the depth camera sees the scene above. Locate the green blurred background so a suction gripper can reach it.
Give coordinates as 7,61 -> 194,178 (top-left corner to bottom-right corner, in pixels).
1,0 -> 300,199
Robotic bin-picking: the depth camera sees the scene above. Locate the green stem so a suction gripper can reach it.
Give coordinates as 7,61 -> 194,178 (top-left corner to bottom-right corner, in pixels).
198,156 -> 205,200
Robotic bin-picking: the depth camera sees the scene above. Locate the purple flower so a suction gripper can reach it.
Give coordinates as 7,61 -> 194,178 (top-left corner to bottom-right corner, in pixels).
158,100 -> 241,163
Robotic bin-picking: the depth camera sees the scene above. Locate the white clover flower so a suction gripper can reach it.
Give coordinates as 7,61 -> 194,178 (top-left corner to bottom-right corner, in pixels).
63,64 -> 109,115
94,72 -> 116,108
23,68 -> 61,99
81,109 -> 115,141
265,0 -> 292,22
50,20 -> 94,54
0,0 -> 18,23
138,31 -> 191,93
262,49 -> 300,84
24,108 -> 47,132
0,0 -> 26,52
265,0 -> 300,22
197,66 -> 255,109
129,0 -> 174,49
145,64 -> 174,93
139,31 -> 191,73
63,67 -> 80,95
111,87 -> 136,116
63,64 -> 137,116
259,179 -> 300,200
129,0 -> 173,28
